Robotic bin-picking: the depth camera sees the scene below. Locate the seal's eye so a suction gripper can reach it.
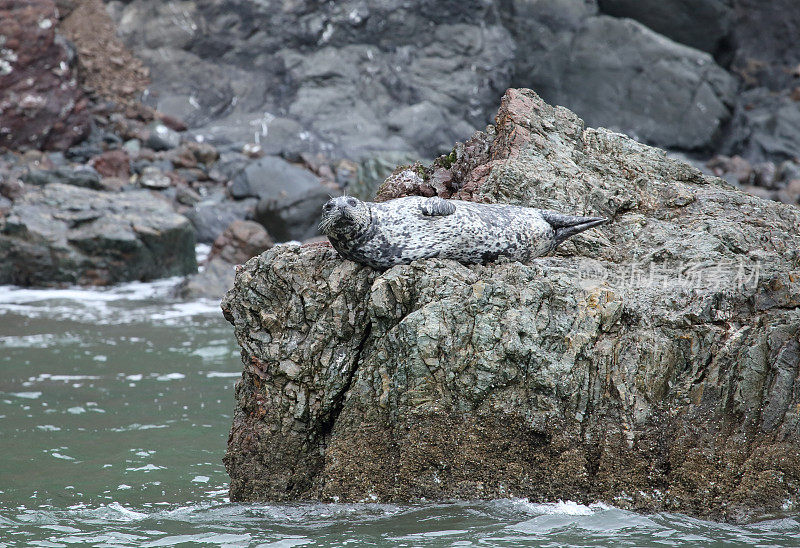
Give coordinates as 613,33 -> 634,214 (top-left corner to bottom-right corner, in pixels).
347,198 -> 357,207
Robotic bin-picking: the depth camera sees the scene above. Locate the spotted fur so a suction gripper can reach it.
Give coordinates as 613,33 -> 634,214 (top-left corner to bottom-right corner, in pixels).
319,195 -> 606,270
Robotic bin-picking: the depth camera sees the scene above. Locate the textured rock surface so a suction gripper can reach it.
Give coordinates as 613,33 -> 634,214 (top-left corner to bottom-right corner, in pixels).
597,0 -> 732,54
222,89 -> 800,522
0,182 -> 196,285
0,0 -> 90,151
524,15 -> 737,151
109,0 -> 746,158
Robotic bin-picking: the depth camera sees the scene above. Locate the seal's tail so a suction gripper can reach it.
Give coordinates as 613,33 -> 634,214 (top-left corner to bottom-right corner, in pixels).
539,211 -> 608,247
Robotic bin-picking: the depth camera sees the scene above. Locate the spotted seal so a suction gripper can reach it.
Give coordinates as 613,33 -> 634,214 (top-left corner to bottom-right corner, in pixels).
318,195 -> 607,270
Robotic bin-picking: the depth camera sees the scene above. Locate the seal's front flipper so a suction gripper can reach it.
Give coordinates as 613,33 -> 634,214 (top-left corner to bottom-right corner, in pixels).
419,197 -> 456,217
539,210 -> 607,247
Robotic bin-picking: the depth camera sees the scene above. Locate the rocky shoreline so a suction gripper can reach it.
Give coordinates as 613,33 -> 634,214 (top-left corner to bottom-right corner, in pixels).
3,0 -> 800,294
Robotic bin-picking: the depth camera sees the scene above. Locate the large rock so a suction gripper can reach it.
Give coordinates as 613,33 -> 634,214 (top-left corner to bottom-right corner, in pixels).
525,16 -> 737,151
222,89 -> 800,522
720,88 -> 800,164
109,0 -> 514,159
0,0 -> 90,151
730,0 -> 800,92
185,192 -> 257,243
231,155 -> 331,242
0,182 -> 196,285
597,0 -> 733,54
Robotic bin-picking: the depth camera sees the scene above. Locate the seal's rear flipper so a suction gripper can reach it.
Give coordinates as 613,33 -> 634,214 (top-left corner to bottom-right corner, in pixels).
539,210 -> 607,247
419,197 -> 456,217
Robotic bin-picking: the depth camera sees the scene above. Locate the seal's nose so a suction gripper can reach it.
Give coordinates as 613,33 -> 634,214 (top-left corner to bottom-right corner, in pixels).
323,202 -> 334,213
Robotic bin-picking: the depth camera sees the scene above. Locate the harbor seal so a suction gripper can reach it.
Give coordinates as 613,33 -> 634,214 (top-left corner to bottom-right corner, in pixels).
319,195 -> 607,270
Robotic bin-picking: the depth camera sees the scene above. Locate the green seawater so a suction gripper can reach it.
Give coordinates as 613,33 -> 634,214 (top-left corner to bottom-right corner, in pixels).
1,273 -> 800,547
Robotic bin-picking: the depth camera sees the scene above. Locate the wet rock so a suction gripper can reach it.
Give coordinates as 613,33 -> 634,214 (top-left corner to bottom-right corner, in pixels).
0,0 -> 90,151
23,166 -> 102,190
184,141 -> 219,166
177,257 -> 235,300
706,155 -> 753,186
230,156 -> 321,200
0,182 -> 196,286
185,193 -> 257,243
222,89 -> 800,522
597,0 -> 732,54
110,0 -> 514,159
730,0 -> 800,91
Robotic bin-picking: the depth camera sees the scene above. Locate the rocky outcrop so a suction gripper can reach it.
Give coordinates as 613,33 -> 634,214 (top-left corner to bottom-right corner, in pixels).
222,89 -> 800,522
0,0 -> 90,151
0,182 -> 196,285
597,0 -> 733,55
109,0 -> 747,159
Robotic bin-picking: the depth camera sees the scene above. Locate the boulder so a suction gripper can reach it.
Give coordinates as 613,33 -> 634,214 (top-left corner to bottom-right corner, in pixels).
597,0 -> 733,55
177,257 -> 235,300
231,155 -> 332,242
185,193 -> 257,243
720,89 -> 800,164
222,89 -> 800,522
207,219 -> 273,265
525,16 -> 737,151
0,0 -> 90,151
0,182 -> 196,285
22,166 -> 102,190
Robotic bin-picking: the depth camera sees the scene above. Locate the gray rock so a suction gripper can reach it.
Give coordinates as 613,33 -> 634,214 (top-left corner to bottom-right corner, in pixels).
145,122 -> 181,151
139,166 -> 171,189
110,0 -> 514,159
0,182 -> 196,286
221,89 -> 800,522
229,156 -> 331,241
185,194 -> 257,243
230,156 -> 321,200
720,88 -> 800,163
177,256 -> 235,300
527,16 -> 737,150
597,0 -> 732,54
23,166 -> 103,190
730,0 -> 800,92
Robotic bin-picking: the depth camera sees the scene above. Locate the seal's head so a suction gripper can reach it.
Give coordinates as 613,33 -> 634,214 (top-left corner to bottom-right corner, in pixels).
319,196 -> 371,239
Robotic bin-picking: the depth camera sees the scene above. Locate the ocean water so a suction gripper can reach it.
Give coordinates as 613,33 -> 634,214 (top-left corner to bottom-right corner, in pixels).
2,255 -> 800,547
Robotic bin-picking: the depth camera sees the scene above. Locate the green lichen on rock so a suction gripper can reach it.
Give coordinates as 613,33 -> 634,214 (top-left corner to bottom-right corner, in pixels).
222,89 -> 800,522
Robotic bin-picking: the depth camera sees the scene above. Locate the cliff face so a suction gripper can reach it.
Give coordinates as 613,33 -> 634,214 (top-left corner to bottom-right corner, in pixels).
222,89 -> 800,522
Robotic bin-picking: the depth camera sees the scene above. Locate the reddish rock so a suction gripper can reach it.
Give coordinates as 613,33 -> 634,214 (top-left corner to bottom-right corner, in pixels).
208,220 -> 273,265
376,89 -> 541,202
91,149 -> 130,178
0,0 -> 90,151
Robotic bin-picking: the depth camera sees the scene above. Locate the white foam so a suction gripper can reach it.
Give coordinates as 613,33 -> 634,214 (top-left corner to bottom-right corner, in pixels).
9,391 -> 42,399
206,371 -> 240,378
155,373 -> 185,381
